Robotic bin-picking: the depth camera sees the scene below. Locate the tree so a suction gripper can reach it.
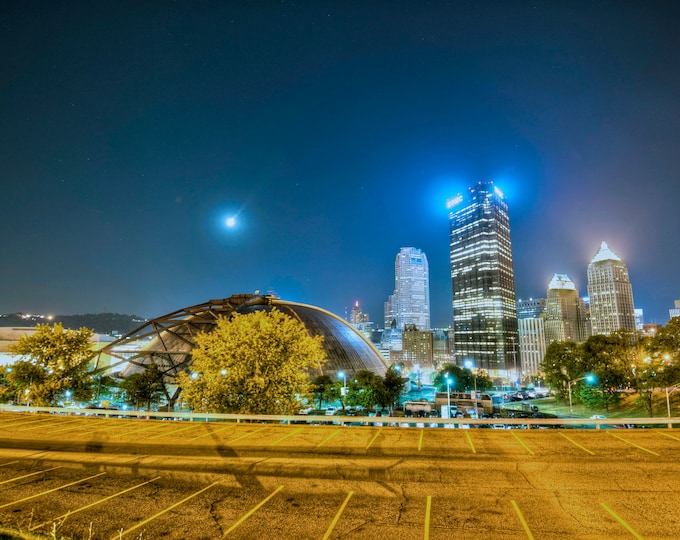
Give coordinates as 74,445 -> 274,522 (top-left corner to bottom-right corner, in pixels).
579,333 -> 630,411
0,366 -> 18,403
120,363 -> 167,410
379,366 -> 408,411
432,364 -> 491,393
8,323 -> 96,406
650,316 -> 680,359
540,341 -> 580,401
176,309 -> 327,414
344,370 -> 381,410
631,319 -> 680,416
311,374 -> 336,409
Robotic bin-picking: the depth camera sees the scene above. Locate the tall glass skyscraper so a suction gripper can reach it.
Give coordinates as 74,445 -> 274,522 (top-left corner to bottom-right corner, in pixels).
448,181 -> 518,375
389,247 -> 431,331
587,241 -> 636,335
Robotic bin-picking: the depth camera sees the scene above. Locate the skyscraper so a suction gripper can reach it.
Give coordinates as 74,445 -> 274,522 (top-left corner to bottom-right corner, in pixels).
587,241 -> 636,335
390,247 -> 431,331
517,298 -> 546,379
448,181 -> 518,375
545,274 -> 588,343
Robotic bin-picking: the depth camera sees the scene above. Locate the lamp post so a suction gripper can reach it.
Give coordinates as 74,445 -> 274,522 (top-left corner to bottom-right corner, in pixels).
510,336 -> 519,389
568,374 -> 596,417
446,376 -> 452,417
464,360 -> 478,418
337,371 -> 347,410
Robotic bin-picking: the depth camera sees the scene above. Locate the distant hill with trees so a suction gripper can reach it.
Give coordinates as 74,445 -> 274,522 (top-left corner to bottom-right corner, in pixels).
0,313 -> 146,336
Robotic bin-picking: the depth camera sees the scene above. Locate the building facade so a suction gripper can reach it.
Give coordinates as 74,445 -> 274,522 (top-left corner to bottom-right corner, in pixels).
516,298 -> 546,379
545,274 -> 589,343
587,242 -> 636,335
448,181 -> 518,375
398,324 -> 434,378
389,247 -> 431,331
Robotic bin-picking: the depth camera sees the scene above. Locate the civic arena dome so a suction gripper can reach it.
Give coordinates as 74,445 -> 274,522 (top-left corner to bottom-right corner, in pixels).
95,294 -> 388,395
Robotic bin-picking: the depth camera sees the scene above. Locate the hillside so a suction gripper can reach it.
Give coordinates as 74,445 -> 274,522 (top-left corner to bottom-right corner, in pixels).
0,313 -> 146,336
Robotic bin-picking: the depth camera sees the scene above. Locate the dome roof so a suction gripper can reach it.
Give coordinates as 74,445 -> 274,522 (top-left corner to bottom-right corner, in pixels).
95,294 -> 387,383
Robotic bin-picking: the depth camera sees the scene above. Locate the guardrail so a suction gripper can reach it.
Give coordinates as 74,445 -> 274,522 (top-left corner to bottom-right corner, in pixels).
1,405 -> 679,430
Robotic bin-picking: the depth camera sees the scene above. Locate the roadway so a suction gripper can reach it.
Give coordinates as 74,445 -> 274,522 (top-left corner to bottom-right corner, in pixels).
0,411 -> 678,539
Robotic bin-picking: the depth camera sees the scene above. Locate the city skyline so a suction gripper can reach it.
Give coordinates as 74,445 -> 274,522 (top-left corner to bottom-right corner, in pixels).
2,2 -> 679,326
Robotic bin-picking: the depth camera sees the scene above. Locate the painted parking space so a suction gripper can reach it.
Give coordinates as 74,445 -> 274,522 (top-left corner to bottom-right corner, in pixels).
0,456 -> 678,538
4,412 -> 680,465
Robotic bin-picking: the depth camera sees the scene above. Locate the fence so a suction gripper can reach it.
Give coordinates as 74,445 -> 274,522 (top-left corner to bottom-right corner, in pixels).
1,404 -> 678,430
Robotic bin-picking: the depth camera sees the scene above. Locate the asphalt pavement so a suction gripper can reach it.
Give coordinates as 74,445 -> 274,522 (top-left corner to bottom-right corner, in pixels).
0,412 -> 678,539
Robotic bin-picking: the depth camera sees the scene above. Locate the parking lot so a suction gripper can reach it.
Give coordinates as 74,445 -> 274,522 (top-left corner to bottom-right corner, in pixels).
0,411 -> 679,538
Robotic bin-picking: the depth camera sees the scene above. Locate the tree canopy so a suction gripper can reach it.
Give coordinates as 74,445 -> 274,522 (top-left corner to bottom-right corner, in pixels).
432,364 -> 493,393
541,320 -> 680,415
120,363 -> 167,411
8,323 -> 96,405
176,309 -> 327,414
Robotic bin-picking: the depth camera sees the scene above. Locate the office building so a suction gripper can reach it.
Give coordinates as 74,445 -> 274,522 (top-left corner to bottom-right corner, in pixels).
448,181 -> 518,375
389,247 -> 431,331
670,300 -> 680,320
516,298 -> 546,379
587,241 -> 636,335
350,301 -> 369,326
545,274 -> 588,343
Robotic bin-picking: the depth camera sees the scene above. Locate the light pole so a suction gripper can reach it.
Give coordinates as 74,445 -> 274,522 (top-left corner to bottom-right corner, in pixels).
662,355 -> 672,419
446,376 -> 452,417
337,371 -> 347,410
568,374 -> 596,417
464,360 -> 478,418
510,336 -> 519,389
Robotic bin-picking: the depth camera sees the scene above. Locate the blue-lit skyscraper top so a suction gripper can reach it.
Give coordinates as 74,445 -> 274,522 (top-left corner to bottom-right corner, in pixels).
448,181 -> 518,375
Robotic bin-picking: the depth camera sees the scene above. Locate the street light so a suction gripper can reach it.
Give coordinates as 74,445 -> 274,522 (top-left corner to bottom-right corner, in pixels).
337,371 -> 347,410
337,371 -> 347,393
510,336 -> 519,389
446,376 -> 452,417
464,360 -> 478,418
568,374 -> 596,417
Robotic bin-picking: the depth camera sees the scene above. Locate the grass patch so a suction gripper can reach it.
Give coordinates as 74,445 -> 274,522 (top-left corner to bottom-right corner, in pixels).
530,392 -> 680,418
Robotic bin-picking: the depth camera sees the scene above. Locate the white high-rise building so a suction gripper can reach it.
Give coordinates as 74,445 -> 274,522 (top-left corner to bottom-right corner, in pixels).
517,298 -> 546,379
390,247 -> 431,331
587,241 -> 636,335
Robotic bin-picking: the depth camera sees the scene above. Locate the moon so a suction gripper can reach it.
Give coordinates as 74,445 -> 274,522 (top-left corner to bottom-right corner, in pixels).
225,216 -> 236,228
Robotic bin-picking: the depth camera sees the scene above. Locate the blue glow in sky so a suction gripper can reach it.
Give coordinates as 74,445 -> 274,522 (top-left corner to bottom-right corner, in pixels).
1,1 -> 679,325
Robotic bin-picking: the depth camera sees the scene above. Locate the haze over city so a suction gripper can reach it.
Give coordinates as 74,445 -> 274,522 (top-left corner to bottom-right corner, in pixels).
2,2 -> 679,326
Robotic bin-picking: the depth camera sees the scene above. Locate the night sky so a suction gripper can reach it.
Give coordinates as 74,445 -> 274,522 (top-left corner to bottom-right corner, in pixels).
2,1 -> 679,326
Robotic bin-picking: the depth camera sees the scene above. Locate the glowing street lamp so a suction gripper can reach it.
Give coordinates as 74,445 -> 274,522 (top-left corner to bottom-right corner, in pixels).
337,371 -> 348,411
337,371 -> 347,394
446,376 -> 452,415
464,360 -> 478,417
568,374 -> 596,417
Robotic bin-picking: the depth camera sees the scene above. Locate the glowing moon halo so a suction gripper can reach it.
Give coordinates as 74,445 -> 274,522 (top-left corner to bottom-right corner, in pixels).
225,216 -> 236,228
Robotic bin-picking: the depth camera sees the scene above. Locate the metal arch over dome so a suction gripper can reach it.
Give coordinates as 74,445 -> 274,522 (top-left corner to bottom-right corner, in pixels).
94,293 -> 388,386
